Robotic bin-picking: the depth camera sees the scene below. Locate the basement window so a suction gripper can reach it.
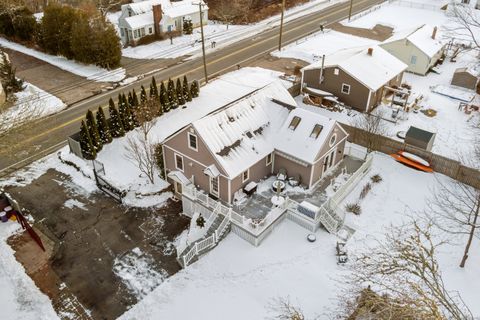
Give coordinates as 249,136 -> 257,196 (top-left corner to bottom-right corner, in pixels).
288,116 -> 301,131
310,124 -> 323,139
149,27 -> 153,34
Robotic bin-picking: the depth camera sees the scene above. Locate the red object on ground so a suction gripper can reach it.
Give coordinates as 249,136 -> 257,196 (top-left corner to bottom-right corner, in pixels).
390,152 -> 433,173
14,211 -> 46,252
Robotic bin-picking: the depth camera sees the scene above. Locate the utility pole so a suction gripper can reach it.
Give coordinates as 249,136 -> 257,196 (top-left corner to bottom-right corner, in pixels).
198,2 -> 208,83
348,0 -> 353,21
278,0 -> 286,51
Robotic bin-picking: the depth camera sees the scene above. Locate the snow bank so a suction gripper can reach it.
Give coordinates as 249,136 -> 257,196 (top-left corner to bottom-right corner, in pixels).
0,222 -> 59,320
0,38 -> 126,82
1,82 -> 66,133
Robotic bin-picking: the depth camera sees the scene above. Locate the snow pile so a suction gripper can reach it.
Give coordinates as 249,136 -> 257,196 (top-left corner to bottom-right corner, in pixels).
118,153 -> 480,319
63,199 -> 87,211
0,222 -> 59,320
113,247 -> 168,299
0,38 -> 126,82
175,211 -> 210,254
1,82 -> 66,133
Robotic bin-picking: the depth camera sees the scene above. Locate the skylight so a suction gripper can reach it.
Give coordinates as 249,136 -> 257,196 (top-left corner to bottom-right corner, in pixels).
310,124 -> 323,139
288,116 -> 301,130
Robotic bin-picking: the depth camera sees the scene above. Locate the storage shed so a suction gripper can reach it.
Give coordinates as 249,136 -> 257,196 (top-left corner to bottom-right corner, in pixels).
451,67 -> 479,91
404,126 -> 436,151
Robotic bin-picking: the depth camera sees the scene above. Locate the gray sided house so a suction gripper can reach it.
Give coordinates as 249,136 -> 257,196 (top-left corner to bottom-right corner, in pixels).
301,46 -> 407,112
162,82 -> 348,204
380,24 -> 445,76
405,126 -> 436,151
118,0 -> 208,46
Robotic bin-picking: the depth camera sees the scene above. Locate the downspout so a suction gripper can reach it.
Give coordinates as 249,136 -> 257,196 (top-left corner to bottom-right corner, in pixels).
366,90 -> 372,112
319,54 -> 325,85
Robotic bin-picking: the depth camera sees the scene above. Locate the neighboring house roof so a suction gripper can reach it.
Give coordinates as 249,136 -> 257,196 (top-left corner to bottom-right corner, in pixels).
455,66 -> 480,77
382,24 -> 444,58
406,126 -> 435,143
275,108 -> 336,164
192,81 -> 295,178
303,46 -> 408,91
121,0 -> 207,29
125,12 -> 154,29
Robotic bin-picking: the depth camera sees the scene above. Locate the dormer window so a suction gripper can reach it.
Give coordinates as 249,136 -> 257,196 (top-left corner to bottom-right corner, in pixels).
288,116 -> 301,130
310,124 -> 323,139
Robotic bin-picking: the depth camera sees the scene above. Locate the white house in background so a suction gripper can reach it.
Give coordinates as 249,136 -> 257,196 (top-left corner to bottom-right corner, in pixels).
118,0 -> 208,46
380,24 -> 445,76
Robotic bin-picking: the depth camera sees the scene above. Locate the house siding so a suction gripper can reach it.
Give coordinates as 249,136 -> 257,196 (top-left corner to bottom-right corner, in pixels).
230,155 -> 273,201
380,40 -> 443,76
303,66 -> 371,112
273,154 -> 312,187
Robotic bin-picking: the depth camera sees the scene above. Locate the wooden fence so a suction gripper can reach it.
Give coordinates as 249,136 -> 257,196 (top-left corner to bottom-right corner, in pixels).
341,124 -> 480,189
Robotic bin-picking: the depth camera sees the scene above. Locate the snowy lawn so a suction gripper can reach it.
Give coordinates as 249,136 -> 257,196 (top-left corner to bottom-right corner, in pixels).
0,38 -> 126,82
118,152 -> 480,319
0,222 -> 59,320
121,0 -> 344,60
0,82 -> 66,133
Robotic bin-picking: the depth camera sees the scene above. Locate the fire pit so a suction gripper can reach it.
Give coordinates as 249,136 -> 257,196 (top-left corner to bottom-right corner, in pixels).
272,180 -> 286,193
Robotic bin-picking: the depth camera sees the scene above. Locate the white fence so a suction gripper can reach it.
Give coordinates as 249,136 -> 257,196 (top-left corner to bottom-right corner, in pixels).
183,233 -> 217,267
391,0 -> 442,11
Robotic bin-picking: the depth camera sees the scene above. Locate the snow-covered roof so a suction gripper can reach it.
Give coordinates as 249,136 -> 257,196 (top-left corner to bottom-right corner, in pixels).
275,108 -> 336,164
383,24 -> 444,58
303,46 -> 408,91
125,12 -> 154,29
122,0 -> 206,21
192,81 -> 296,178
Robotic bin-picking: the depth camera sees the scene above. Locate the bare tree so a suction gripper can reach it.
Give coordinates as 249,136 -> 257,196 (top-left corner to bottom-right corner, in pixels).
444,3 -> 480,53
339,221 -> 473,320
352,109 -> 388,152
213,0 -> 243,29
93,0 -> 123,19
124,134 -> 157,184
268,297 -> 306,320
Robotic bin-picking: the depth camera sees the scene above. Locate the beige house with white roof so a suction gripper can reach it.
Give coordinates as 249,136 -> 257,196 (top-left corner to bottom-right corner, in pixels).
380,24 -> 445,75
118,0 -> 208,46
162,82 -> 348,204
302,46 -> 408,112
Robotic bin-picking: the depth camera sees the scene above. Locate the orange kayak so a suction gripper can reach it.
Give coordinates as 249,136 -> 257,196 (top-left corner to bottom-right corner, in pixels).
390,153 -> 433,173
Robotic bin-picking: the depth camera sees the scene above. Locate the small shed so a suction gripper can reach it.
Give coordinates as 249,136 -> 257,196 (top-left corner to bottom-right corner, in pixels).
451,67 -> 480,91
404,126 -> 436,151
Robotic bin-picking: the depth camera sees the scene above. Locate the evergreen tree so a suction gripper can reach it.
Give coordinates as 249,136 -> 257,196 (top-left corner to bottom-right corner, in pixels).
108,101 -> 125,137
176,78 -> 185,105
118,93 -> 129,131
183,18 -> 193,35
151,76 -> 158,97
168,83 -> 178,109
128,91 -> 134,107
167,78 -> 175,92
0,51 -> 24,97
79,120 -> 96,160
96,106 -> 112,144
132,88 -> 139,107
190,81 -> 199,98
86,110 -> 102,152
183,75 -> 191,102
140,85 -> 147,104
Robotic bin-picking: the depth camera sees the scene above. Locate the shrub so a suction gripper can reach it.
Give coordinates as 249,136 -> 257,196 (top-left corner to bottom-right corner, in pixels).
346,203 -> 361,215
196,214 -> 206,228
359,182 -> 372,200
370,174 -> 382,184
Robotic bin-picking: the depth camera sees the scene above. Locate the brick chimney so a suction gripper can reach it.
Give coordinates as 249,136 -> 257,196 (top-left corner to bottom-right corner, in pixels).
367,47 -> 373,56
152,4 -> 162,36
431,26 -> 437,40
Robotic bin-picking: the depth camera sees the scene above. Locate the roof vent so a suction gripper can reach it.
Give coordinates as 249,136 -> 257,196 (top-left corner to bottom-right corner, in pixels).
431,26 -> 437,40
367,48 -> 373,56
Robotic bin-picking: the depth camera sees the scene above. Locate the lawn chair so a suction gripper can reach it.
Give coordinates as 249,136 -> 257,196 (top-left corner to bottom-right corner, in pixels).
277,168 -> 287,182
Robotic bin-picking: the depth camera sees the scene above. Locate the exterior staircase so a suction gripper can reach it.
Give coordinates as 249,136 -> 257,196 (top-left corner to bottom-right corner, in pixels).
177,213 -> 231,268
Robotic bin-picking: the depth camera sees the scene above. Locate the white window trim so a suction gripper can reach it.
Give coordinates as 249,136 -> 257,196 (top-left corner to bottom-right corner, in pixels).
187,132 -> 198,151
341,83 -> 350,95
266,153 -> 273,166
334,68 -> 339,75
410,55 -> 417,65
210,176 -> 219,197
242,169 -> 249,183
174,153 -> 184,171
329,133 -> 337,147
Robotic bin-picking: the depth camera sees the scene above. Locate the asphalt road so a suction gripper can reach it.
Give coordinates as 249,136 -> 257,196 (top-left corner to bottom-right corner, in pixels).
0,0 -> 382,177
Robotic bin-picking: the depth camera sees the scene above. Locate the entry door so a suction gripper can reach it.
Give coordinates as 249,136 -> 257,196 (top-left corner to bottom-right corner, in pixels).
210,176 -> 219,197
323,149 -> 336,174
